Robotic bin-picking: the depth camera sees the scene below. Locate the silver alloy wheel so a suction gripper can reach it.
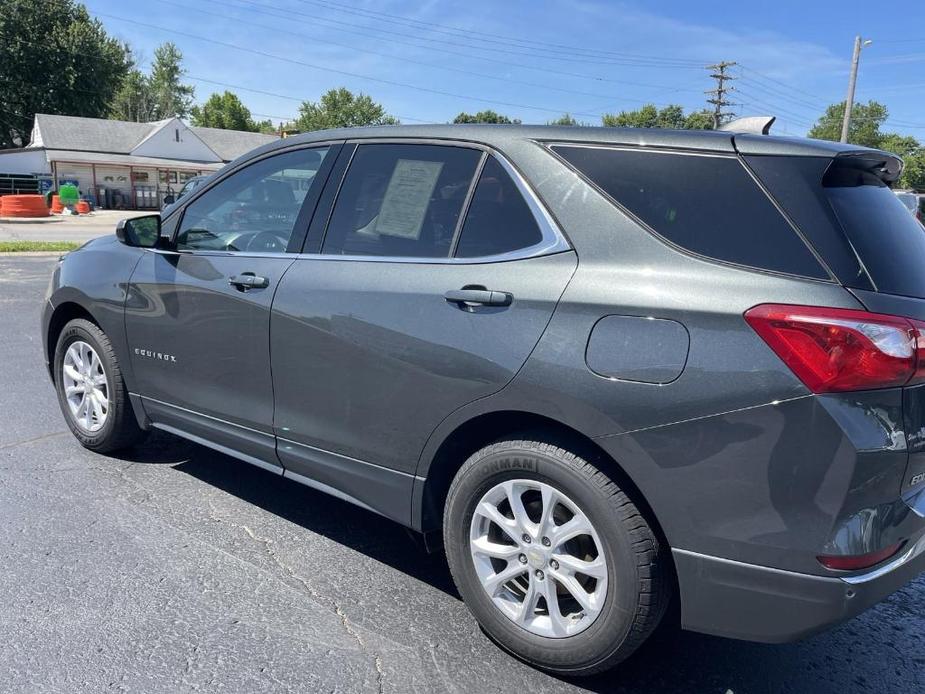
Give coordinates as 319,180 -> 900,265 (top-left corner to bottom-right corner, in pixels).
469,479 -> 608,638
62,340 -> 109,433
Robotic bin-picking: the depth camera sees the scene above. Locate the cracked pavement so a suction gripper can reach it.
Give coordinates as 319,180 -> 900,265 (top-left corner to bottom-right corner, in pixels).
2,255 -> 923,693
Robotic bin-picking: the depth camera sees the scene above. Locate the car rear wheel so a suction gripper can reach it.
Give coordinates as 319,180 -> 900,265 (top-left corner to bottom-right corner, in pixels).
53,318 -> 146,453
443,439 -> 671,675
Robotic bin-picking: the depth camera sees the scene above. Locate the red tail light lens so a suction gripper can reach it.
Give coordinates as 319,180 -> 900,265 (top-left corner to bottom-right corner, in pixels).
744,304 -> 925,393
817,541 -> 905,571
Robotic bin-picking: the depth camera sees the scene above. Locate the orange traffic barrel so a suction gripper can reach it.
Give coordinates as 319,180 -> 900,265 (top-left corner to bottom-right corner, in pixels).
50,194 -> 63,213
75,200 -> 90,214
0,194 -> 51,218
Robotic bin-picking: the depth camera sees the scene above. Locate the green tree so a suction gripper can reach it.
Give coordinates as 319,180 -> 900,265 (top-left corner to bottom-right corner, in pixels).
255,119 -> 277,134
600,104 -> 713,130
110,43 -> 195,122
547,113 -> 580,126
807,101 -> 888,148
190,91 -> 262,131
149,42 -> 195,119
453,110 -> 520,124
109,59 -> 155,123
879,133 -> 920,158
881,136 -> 925,191
899,150 -> 925,191
808,101 -> 925,190
602,104 -> 658,128
0,0 -> 130,149
683,110 -> 715,130
293,88 -> 397,131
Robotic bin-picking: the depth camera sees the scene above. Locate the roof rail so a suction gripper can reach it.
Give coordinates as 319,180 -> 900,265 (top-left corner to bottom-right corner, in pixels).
718,116 -> 776,135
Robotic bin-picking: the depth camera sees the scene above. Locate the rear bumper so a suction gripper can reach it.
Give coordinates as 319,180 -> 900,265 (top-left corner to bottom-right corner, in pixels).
674,531 -> 925,643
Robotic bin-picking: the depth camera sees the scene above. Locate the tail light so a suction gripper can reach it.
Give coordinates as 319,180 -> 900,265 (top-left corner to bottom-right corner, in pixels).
817,541 -> 905,571
744,304 -> 925,393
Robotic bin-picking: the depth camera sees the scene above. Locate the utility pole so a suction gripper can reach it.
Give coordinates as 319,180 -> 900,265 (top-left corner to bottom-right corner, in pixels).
840,36 -> 872,143
705,62 -> 737,129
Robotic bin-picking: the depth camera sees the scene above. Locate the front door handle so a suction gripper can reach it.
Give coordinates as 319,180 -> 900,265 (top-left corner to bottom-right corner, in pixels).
444,287 -> 512,307
229,273 -> 269,290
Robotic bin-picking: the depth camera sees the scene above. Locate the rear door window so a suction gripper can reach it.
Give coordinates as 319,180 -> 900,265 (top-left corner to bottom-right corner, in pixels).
552,145 -> 828,279
322,144 -> 481,258
454,156 -> 544,258
825,168 -> 925,299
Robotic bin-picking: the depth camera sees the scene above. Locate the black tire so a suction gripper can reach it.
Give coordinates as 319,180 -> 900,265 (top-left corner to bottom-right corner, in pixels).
443,439 -> 671,676
53,318 -> 146,453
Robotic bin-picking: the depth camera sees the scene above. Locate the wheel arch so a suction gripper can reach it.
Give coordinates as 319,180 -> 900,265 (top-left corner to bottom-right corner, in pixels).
45,301 -> 99,383
413,409 -> 670,560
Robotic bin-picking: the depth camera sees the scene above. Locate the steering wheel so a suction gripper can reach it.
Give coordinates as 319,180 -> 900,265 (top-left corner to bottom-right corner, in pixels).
243,230 -> 288,253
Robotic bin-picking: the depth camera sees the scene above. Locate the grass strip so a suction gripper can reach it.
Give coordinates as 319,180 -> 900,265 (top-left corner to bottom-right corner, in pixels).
0,241 -> 80,252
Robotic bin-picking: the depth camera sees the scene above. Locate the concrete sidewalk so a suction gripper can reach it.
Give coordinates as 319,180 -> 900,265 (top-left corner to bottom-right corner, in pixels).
0,209 -> 149,243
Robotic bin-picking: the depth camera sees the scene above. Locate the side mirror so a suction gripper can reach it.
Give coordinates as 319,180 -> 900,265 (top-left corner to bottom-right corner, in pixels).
116,215 -> 163,248
162,194 -> 176,206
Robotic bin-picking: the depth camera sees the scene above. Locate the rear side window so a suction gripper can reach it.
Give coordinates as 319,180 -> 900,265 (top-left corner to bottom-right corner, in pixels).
825,167 -> 925,299
322,144 -> 481,258
552,145 -> 828,279
454,156 -> 543,258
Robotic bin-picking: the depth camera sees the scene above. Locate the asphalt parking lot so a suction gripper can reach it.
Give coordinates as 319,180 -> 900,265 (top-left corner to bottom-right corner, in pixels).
0,210 -> 147,244
2,254 -> 923,693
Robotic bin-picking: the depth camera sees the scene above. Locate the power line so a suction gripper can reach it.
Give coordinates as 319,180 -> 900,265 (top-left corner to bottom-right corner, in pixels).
153,0 -> 693,107
288,0 -> 708,66
224,0 -> 706,70
185,76 -> 433,123
735,69 -> 828,112
734,90 -> 815,128
83,11 -> 613,119
217,0 -> 705,86
737,65 -> 831,103
0,32 -> 436,125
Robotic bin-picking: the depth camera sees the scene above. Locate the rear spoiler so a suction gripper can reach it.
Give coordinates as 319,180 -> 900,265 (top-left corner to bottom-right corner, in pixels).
827,150 -> 904,185
722,115 -> 903,185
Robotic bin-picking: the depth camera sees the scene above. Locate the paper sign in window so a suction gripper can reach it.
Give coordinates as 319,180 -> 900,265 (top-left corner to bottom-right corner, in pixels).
375,159 -> 443,239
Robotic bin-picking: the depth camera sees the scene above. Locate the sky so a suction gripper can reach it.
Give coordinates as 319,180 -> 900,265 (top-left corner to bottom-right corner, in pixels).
83,0 -> 925,138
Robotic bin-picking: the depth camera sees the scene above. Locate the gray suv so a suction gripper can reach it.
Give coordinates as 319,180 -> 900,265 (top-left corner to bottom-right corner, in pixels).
42,125 -> 925,675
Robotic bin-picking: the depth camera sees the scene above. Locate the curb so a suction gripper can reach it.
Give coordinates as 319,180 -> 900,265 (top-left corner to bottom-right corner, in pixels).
0,251 -> 69,257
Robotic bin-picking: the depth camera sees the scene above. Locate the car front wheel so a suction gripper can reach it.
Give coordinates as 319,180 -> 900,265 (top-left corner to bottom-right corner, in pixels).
443,439 -> 671,675
53,318 -> 146,453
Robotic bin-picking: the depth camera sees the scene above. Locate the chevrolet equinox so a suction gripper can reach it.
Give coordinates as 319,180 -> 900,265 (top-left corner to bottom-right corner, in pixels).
42,125 -> 925,675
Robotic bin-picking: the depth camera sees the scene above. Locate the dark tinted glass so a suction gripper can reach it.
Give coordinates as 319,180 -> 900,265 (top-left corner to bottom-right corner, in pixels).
322,144 -> 480,258
825,169 -> 925,299
454,157 -> 543,258
745,155 -> 871,290
553,145 -> 827,278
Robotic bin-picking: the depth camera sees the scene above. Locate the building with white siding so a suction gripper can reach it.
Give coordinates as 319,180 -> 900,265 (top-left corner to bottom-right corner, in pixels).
0,114 -> 277,208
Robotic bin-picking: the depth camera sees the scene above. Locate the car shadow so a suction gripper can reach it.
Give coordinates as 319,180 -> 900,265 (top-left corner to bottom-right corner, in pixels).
119,430 -> 460,598
116,431 -> 919,694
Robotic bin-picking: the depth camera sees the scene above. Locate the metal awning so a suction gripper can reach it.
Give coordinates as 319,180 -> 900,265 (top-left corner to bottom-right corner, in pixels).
41,149 -> 225,171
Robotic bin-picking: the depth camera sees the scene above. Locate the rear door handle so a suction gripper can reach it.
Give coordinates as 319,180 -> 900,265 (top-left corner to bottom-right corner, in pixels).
444,288 -> 512,307
229,273 -> 269,290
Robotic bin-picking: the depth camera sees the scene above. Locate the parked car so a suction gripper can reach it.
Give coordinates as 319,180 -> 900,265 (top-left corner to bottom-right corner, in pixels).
42,125 -> 925,676
161,174 -> 211,212
895,190 -> 921,221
